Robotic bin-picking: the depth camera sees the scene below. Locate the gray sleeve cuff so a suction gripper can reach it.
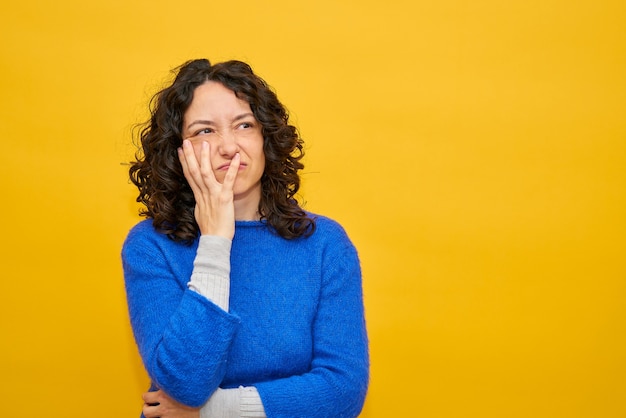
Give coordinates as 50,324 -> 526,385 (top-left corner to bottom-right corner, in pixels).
240,386 -> 266,417
188,235 -> 232,311
194,235 -> 232,275
199,387 -> 266,418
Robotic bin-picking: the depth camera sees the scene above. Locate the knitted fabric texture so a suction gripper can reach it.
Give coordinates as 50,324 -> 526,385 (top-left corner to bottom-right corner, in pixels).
122,215 -> 369,418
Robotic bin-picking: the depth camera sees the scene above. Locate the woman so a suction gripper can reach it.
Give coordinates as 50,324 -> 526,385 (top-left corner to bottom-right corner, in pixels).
122,59 -> 369,418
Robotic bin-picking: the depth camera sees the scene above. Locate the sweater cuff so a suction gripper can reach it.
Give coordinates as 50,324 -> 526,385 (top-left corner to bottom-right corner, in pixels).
199,387 -> 266,418
193,235 -> 232,275
188,235 -> 232,311
240,386 -> 266,417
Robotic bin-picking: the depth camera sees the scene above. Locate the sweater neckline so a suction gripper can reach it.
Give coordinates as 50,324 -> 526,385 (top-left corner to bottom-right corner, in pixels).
235,219 -> 266,227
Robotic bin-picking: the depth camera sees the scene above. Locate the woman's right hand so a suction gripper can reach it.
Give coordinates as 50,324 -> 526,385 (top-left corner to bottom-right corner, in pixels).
142,390 -> 200,418
178,140 -> 240,239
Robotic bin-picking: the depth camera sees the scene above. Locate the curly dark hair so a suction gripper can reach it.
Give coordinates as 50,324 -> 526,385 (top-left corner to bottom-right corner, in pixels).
129,58 -> 315,243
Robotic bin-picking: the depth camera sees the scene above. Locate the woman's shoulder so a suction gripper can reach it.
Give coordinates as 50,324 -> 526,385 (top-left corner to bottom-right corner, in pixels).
123,219 -> 193,251
124,219 -> 159,242
305,213 -> 361,277
308,213 -> 342,231
306,213 -> 354,246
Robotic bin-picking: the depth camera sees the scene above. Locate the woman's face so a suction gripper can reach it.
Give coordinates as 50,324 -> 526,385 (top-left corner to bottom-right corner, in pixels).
182,81 -> 265,210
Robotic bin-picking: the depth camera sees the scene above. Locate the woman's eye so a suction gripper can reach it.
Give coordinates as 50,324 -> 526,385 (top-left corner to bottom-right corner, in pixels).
239,122 -> 253,129
196,128 -> 214,135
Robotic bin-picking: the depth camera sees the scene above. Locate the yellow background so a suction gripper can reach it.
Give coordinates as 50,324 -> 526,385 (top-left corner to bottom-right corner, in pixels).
1,0 -> 624,417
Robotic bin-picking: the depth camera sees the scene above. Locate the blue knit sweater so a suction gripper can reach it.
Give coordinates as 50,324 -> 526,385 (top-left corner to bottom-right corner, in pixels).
122,215 -> 369,417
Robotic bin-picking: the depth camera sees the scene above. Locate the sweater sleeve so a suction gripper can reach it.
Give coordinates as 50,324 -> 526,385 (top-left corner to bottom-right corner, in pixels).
122,225 -> 241,407
255,238 -> 369,418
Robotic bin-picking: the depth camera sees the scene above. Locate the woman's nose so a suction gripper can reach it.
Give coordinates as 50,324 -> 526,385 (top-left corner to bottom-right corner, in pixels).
217,129 -> 240,156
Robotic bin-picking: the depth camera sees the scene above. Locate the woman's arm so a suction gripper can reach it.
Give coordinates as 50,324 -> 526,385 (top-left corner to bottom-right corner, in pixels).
189,236 -> 267,417
123,226 -> 241,406
126,229 -> 267,415
254,241 -> 369,418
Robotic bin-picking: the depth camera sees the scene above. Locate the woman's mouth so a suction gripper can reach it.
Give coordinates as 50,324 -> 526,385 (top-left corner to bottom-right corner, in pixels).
217,163 -> 247,171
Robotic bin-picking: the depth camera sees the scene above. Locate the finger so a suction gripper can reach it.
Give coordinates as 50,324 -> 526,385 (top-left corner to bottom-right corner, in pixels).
178,142 -> 204,194
199,140 -> 218,185
181,140 -> 203,183
142,389 -> 161,404
142,402 -> 160,418
222,153 -> 240,190
142,391 -> 161,418
178,144 -> 194,183
178,149 -> 203,204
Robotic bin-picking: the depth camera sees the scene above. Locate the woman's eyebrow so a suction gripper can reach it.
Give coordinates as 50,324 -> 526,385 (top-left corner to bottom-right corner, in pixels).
232,112 -> 255,122
186,119 -> 214,130
186,113 -> 255,130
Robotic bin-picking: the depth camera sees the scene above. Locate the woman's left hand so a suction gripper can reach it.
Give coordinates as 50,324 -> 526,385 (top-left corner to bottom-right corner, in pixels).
142,389 -> 201,418
178,139 -> 240,239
